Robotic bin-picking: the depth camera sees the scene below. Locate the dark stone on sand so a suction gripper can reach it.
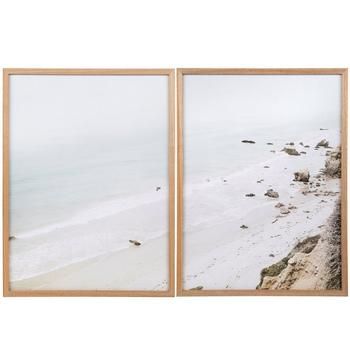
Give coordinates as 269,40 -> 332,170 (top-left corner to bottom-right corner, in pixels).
269,254 -> 275,257
282,147 -> 300,156
240,224 -> 248,229
280,207 -> 290,215
316,139 -> 329,148
320,128 -> 328,131
264,166 -> 270,168
9,236 -> 16,241
242,140 -> 255,144
294,169 -> 310,182
245,193 -> 255,197
275,202 -> 285,208
266,142 -> 274,145
264,189 -> 279,198
129,240 -> 141,246
190,286 -> 204,291
156,186 -> 161,191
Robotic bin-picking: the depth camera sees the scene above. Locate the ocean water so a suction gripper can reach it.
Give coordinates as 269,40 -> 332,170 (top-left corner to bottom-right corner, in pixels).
10,134 -> 169,281
184,119 -> 339,185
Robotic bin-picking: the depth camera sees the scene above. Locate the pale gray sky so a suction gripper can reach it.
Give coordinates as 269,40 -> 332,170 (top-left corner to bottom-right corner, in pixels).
184,75 -> 341,130
10,75 -> 168,152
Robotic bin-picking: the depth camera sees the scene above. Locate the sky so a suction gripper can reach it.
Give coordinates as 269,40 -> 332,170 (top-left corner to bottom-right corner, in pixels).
184,74 -> 342,131
10,75 -> 168,152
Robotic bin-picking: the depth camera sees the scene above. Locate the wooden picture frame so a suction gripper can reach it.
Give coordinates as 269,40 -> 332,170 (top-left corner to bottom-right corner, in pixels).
3,69 -> 175,297
177,68 -> 348,296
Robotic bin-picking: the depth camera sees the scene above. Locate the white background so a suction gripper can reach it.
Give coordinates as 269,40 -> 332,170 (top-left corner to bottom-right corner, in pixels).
0,0 -> 349,349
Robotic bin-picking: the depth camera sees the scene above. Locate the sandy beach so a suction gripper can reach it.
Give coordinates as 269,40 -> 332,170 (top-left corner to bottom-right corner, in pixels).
183,129 -> 341,290
11,234 -> 169,291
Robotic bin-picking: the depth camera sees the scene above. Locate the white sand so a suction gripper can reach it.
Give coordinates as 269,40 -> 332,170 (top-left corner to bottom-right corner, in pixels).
183,130 -> 340,290
11,235 -> 169,291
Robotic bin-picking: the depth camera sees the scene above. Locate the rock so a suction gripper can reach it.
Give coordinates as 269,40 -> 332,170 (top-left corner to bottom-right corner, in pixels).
269,254 -> 275,257
190,286 -> 203,291
316,139 -> 329,148
300,151 -> 306,154
282,147 -> 300,156
286,142 -> 294,146
304,145 -> 310,148
294,169 -> 310,182
156,186 -> 161,191
270,150 -> 276,153
129,240 -> 141,246
266,142 -> 274,145
223,179 -> 227,182
275,202 -> 285,208
240,224 -> 248,229
264,189 -> 279,198
241,140 -> 255,144
324,146 -> 341,178
264,165 -> 270,168
299,142 -> 304,146
288,205 -> 297,210
320,128 -> 328,131
280,207 -> 290,215
9,236 -> 16,241
245,193 -> 255,197
257,179 -> 264,183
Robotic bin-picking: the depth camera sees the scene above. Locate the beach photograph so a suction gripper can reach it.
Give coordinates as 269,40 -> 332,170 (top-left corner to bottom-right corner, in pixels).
182,73 -> 345,292
6,72 -> 171,292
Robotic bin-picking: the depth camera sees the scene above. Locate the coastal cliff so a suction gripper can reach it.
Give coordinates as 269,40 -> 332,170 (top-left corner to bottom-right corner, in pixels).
257,147 -> 342,290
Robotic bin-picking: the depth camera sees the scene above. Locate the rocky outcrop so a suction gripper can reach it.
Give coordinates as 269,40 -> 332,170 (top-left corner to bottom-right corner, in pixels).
324,146 -> 341,178
257,200 -> 342,290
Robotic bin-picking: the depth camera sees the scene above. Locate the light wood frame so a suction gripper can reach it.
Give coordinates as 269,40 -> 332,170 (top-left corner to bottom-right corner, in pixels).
177,68 -> 348,296
3,68 -> 175,297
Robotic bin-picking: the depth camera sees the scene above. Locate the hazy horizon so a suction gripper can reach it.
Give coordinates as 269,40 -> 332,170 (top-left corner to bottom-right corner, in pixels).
10,75 -> 168,153
184,74 -> 341,132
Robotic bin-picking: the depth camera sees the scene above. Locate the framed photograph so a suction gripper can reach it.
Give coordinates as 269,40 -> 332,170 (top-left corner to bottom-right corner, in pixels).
177,68 -> 348,296
3,69 -> 175,297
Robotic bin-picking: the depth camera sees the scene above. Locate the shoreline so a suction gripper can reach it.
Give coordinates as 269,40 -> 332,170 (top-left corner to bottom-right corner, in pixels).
183,129 -> 341,290
11,234 -> 169,291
